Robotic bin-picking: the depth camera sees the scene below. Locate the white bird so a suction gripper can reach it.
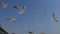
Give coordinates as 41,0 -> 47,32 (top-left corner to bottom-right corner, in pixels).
51,12 -> 58,22
14,5 -> 26,14
0,1 -> 8,8
6,18 -> 16,22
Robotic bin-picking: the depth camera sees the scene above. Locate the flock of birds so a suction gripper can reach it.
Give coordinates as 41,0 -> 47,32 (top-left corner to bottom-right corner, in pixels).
0,1 -> 59,34
0,1 -> 26,22
0,1 -> 58,23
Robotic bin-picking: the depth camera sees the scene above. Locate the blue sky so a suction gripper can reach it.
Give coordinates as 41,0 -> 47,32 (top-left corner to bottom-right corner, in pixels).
0,0 -> 60,34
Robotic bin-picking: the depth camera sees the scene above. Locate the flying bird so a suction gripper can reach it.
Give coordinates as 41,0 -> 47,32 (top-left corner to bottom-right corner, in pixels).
0,1 -> 8,8
6,18 -> 16,22
13,5 -> 26,14
51,12 -> 58,22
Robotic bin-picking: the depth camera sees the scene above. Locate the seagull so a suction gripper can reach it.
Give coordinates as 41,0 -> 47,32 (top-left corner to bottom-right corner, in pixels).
13,5 -> 26,14
0,1 -> 8,8
6,18 -> 16,22
51,12 -> 58,22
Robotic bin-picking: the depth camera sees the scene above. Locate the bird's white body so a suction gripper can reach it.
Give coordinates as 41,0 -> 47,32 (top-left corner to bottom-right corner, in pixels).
6,18 -> 16,22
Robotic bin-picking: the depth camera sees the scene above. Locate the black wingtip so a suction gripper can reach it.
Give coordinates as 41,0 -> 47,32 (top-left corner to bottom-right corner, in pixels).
13,5 -> 18,8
